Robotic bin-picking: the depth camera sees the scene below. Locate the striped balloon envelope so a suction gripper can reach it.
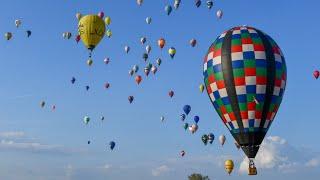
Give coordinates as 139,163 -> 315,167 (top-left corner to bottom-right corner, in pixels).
203,26 -> 287,159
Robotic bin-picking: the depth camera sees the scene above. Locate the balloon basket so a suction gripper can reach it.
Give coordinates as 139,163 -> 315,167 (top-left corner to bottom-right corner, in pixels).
248,159 -> 257,175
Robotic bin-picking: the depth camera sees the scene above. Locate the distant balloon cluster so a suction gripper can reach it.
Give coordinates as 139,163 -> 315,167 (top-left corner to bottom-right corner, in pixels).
4,19 -> 32,40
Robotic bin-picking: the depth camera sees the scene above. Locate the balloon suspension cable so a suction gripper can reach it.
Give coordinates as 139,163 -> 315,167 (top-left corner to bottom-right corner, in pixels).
89,51 -> 92,58
249,159 -> 255,168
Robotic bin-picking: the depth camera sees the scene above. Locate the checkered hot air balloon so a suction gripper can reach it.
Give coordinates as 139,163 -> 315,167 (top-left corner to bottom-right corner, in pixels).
203,26 -> 287,174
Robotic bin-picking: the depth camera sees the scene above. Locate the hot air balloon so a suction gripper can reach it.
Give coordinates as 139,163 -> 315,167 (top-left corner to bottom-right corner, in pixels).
160,116 -> 165,122
135,75 -> 142,84
206,0 -> 213,9
151,66 -> 157,74
87,59 -> 93,66
26,30 -> 32,38
146,45 -> 151,54
194,116 -> 200,124
98,11 -> 104,18
105,82 -> 110,89
190,39 -> 197,47
158,38 -> 165,49
133,65 -> 139,73
129,69 -> 134,76
169,90 -> 174,98
83,116 -> 90,125
208,133 -> 215,144
183,123 -> 189,130
183,105 -> 191,115
219,135 -> 226,146
15,19 -> 21,28
104,58 -> 110,64
101,116 -> 105,121
314,70 -> 319,79
156,58 -> 162,66
71,77 -> 76,84
5,32 -> 12,40
104,16 -> 111,26
128,96 -> 134,103
146,17 -> 152,24
87,140 -> 91,144
165,5 -> 172,15
40,101 -> 45,108
52,105 -> 56,111
85,86 -> 90,91
180,150 -> 185,157
199,84 -> 204,93
78,14 -> 106,60
109,141 -> 116,150
203,26 -> 287,175
106,29 -> 112,38
180,114 -> 186,121
137,0 -> 143,6
144,67 -> 150,76
76,35 -> 81,43
63,32 -> 72,39
142,53 -> 148,62
190,124 -> 198,134
76,13 -> 82,21
168,47 -> 176,59
195,0 -> 201,7
124,46 -> 130,53
224,160 -> 234,175
216,9 -> 223,19
174,0 -> 181,9
201,134 -> 209,145
140,37 -> 146,44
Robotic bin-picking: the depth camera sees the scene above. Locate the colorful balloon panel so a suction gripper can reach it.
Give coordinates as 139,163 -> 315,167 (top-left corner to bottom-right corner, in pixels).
203,26 -> 287,158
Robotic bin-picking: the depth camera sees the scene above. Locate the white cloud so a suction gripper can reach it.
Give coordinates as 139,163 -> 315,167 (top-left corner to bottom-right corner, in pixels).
151,165 -> 170,176
65,164 -> 73,179
305,158 -> 320,167
239,136 -> 319,174
0,131 -> 25,138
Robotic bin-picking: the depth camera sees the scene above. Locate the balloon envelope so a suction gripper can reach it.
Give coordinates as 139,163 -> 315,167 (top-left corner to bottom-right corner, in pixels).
78,15 -> 106,50
183,105 -> 191,115
203,26 -> 286,158
314,70 -> 319,79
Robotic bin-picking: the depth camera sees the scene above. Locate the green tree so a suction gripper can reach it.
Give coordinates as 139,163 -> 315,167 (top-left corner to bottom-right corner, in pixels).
188,173 -> 210,180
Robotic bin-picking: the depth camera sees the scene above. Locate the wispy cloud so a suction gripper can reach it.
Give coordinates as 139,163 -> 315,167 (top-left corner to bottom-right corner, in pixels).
0,131 -> 86,155
151,165 -> 171,176
305,158 -> 320,167
0,131 -> 25,138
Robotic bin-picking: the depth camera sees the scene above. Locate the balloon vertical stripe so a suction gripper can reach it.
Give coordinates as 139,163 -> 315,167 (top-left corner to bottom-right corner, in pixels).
221,30 -> 245,135
255,30 -> 276,132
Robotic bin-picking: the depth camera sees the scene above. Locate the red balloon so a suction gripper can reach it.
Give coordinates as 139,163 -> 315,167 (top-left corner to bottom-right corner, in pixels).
314,70 -> 319,79
76,35 -> 81,43
135,75 -> 142,84
158,38 -> 165,49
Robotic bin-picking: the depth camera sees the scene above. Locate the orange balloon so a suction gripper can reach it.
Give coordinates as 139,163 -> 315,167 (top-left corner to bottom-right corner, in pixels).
158,38 -> 165,49
135,75 -> 142,84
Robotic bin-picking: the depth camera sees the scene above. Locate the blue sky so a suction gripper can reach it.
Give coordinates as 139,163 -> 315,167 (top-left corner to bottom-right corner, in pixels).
0,0 -> 319,179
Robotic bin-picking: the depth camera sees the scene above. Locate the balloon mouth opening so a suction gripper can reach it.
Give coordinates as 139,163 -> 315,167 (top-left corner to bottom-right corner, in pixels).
88,45 -> 95,51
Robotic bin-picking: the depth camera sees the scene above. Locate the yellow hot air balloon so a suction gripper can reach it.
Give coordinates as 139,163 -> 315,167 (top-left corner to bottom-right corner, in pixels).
224,160 -> 234,175
105,16 -> 111,26
78,14 -> 106,58
199,84 -> 204,93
